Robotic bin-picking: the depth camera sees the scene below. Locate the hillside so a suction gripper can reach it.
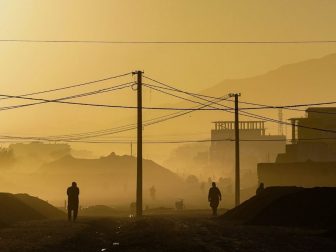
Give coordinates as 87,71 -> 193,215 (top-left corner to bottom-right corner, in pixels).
15,194 -> 65,219
35,153 -> 185,205
156,53 -> 336,135
222,187 -> 336,228
0,193 -> 65,227
160,53 -> 336,181
203,53 -> 336,104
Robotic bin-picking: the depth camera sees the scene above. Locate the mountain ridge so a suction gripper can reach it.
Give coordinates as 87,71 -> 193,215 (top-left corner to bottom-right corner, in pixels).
201,52 -> 336,105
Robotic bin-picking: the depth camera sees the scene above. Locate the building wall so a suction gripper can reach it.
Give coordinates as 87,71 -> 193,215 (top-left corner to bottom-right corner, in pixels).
210,128 -> 286,166
276,142 -> 336,163
298,118 -> 336,140
257,107 -> 336,187
258,162 -> 336,187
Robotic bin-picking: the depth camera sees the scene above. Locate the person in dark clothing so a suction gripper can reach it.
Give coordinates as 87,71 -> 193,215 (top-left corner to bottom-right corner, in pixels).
149,185 -> 156,201
67,182 -> 80,222
256,182 -> 264,195
208,182 -> 222,216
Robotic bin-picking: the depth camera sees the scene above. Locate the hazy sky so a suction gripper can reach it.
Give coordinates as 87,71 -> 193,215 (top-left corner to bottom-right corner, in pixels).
0,0 -> 336,160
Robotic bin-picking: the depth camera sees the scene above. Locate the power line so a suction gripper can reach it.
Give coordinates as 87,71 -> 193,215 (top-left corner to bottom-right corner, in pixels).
143,75 -> 336,134
143,83 -> 213,107
143,76 -> 218,100
0,91 -> 231,111
4,76 -> 335,114
31,109 -> 186,141
3,92 -> 336,142
53,90 -> 268,142
239,110 -> 336,135
66,137 -> 336,144
0,82 -> 135,111
4,74 -> 336,142
0,75 -> 219,112
0,72 -> 132,101
63,130 -> 210,141
5,75 -> 330,143
1,39 -> 336,45
69,92 -> 231,141
144,75 -> 336,117
5,137 -> 336,145
235,100 -> 336,115
144,78 -> 262,127
144,75 -> 336,112
0,93 -> 233,141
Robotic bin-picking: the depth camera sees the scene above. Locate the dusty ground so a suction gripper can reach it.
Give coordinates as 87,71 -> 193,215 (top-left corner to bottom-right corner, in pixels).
0,211 -> 335,252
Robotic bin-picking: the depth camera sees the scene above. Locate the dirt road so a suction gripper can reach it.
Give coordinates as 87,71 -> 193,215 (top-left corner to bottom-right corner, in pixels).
0,213 -> 335,252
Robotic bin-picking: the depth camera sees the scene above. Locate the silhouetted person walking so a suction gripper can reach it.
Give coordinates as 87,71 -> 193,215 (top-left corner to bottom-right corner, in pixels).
256,182 -> 264,195
208,182 -> 221,216
149,185 -> 156,200
67,182 -> 79,222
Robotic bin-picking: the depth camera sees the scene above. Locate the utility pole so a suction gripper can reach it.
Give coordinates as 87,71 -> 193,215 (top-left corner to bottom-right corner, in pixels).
234,93 -> 241,207
130,142 -> 133,157
133,70 -> 143,217
278,108 -> 284,135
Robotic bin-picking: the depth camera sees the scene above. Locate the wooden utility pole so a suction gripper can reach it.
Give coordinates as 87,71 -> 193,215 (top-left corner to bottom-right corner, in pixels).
234,93 -> 241,207
133,70 -> 143,217
130,142 -> 133,157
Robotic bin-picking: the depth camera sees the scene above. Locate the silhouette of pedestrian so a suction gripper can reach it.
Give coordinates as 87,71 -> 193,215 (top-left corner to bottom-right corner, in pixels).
256,182 -> 264,195
208,182 -> 221,216
149,185 -> 156,200
67,182 -> 80,222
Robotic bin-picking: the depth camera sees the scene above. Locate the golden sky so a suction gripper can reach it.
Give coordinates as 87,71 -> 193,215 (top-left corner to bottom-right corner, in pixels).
0,0 -> 336,160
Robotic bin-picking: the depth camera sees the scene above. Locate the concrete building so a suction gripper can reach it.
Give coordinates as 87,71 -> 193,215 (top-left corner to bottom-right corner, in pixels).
210,121 -> 286,167
258,107 -> 336,187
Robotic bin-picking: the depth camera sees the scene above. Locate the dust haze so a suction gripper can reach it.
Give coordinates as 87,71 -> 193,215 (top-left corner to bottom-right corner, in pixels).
1,1 -> 336,251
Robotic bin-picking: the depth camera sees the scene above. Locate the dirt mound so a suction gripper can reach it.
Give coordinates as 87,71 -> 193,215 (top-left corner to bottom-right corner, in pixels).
38,153 -> 184,204
14,193 -> 65,219
0,193 -> 65,226
222,187 -> 336,228
0,193 -> 42,226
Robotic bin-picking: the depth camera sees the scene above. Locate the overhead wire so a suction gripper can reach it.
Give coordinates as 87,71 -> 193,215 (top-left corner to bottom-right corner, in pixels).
0,92 -> 233,142
0,72 -> 132,101
32,77 -> 334,143
2,39 -> 336,44
0,90 -> 230,112
233,99 -> 336,115
142,83 -> 215,107
56,92 -> 233,141
4,73 -> 336,143
143,75 -> 336,114
0,82 -> 135,111
5,137 -> 336,145
143,76 -> 336,134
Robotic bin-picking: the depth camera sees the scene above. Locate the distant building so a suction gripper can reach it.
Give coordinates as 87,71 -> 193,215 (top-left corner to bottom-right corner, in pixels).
277,107 -> 336,162
258,107 -> 336,187
210,121 -> 285,171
